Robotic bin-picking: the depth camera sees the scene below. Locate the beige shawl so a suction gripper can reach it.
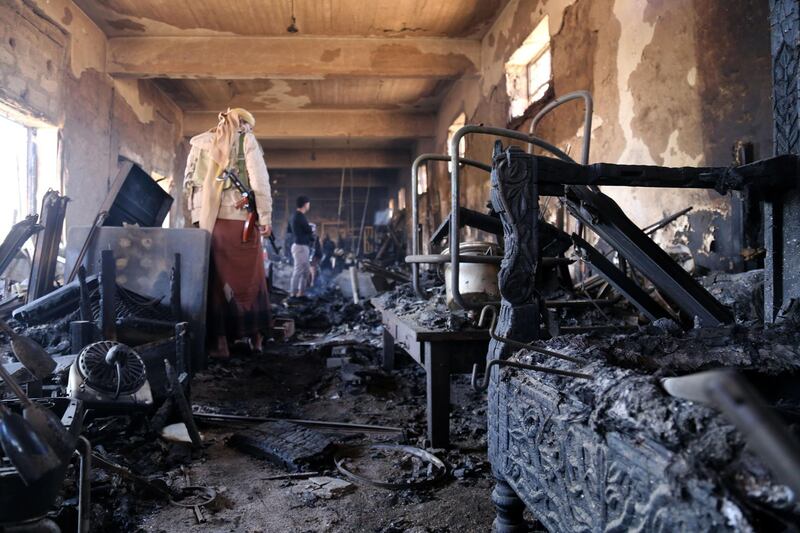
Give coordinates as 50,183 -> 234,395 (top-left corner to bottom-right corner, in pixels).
198,108 -> 256,232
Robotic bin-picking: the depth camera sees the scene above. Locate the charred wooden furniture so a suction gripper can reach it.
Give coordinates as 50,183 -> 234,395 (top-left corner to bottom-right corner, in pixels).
456,40 -> 799,524
479,142 -> 798,530
371,298 -> 488,448
767,0 -> 800,322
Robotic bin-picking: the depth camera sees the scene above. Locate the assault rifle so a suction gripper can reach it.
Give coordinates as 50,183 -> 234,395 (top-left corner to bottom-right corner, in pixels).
220,168 -> 281,254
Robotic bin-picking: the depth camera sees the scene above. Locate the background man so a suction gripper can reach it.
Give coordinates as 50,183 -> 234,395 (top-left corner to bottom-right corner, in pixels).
289,196 -> 313,297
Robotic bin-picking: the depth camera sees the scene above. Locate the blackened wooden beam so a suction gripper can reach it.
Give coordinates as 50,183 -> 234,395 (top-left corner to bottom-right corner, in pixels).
532,152 -> 798,194
566,186 -> 733,326
175,322 -> 189,377
571,234 -> 669,322
28,191 -> 69,301
765,0 -> 800,322
77,266 -> 92,323
430,207 -> 503,246
489,141 -> 540,348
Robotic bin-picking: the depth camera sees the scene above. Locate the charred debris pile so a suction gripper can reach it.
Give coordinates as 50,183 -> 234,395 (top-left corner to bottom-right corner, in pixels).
0,185 -> 478,531
1,155 -> 798,530
474,257 -> 800,527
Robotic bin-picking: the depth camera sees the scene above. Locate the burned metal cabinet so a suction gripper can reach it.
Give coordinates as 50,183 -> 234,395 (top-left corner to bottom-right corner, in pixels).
101,161 -> 173,228
766,0 -> 800,322
64,227 -> 210,371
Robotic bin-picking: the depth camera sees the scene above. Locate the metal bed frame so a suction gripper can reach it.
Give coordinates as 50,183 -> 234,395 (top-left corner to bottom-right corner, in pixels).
406,91 -> 595,308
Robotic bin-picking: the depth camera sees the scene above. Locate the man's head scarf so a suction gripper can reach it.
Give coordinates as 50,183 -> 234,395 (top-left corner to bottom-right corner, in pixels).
199,108 -> 256,232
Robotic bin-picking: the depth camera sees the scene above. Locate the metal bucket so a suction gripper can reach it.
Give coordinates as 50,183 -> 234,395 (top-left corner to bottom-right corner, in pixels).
443,241 -> 502,309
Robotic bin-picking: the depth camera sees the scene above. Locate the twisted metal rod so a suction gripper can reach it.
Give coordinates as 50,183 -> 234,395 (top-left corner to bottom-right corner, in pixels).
471,358 -> 593,392
478,305 -> 587,364
471,305 -> 593,391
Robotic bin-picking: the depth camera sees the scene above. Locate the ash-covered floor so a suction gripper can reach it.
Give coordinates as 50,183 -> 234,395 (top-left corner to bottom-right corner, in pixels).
77,288 -> 498,533
6,262 -> 795,532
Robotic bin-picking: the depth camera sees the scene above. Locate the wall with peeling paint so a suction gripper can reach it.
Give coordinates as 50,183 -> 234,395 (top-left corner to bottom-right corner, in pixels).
0,0 -> 184,231
424,0 -> 772,272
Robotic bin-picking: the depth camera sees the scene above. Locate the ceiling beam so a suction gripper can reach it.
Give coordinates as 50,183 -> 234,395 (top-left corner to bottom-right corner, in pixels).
183,110 -> 435,139
107,36 -> 480,79
265,149 -> 412,169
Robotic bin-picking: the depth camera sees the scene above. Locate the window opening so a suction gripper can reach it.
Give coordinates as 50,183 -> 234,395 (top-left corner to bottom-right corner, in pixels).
447,112 -> 467,171
0,114 -> 29,238
417,164 -> 428,195
506,16 -> 552,119
0,106 -> 61,294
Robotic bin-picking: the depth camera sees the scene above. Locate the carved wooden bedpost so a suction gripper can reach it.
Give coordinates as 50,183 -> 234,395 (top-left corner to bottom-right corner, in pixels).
487,142 -> 540,532
766,0 -> 800,322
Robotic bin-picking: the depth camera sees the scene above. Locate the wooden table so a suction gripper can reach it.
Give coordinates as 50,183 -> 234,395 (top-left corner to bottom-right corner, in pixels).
372,299 -> 489,448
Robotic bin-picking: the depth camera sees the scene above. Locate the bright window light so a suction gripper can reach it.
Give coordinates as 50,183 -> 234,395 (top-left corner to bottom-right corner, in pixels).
447,112 -> 467,171
0,108 -> 61,286
506,16 -> 551,118
0,114 -> 30,238
35,127 -> 60,209
417,164 -> 428,195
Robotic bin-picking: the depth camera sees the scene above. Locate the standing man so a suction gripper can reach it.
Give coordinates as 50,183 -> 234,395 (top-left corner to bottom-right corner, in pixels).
289,196 -> 313,297
187,108 -> 273,358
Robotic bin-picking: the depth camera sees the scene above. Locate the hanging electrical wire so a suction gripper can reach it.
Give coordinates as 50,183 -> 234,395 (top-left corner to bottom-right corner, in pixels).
355,173 -> 372,257
337,136 -> 349,239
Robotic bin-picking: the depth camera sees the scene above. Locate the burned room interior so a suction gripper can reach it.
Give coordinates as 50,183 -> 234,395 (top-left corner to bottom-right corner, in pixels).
1,0 -> 799,531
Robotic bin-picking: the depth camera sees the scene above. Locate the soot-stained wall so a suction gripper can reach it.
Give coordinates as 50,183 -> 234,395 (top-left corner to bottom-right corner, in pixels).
422,0 -> 772,273
0,0 -> 185,231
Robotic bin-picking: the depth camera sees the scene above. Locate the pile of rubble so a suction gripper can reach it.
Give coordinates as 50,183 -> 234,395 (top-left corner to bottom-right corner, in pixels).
279,285 -> 381,332
372,284 -> 471,332
494,272 -> 800,528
